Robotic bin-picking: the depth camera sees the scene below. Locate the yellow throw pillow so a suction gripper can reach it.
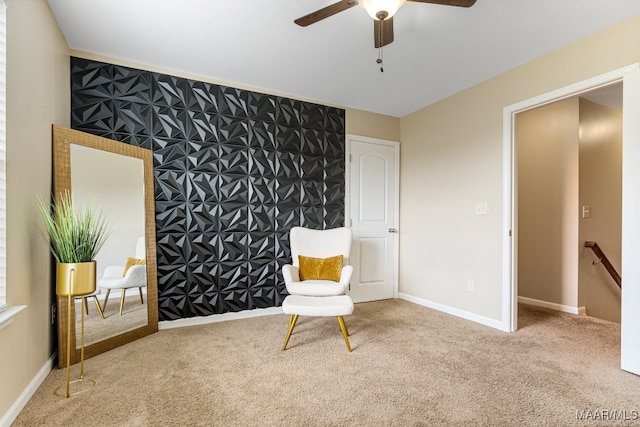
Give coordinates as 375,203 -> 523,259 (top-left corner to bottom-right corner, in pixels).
123,257 -> 146,276
298,255 -> 343,282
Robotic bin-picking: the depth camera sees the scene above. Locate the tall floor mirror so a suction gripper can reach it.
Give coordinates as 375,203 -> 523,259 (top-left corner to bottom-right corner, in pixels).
53,125 -> 158,368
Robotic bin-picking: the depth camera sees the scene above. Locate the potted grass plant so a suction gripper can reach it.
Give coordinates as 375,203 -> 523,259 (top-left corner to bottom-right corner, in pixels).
37,190 -> 110,398
37,190 -> 111,297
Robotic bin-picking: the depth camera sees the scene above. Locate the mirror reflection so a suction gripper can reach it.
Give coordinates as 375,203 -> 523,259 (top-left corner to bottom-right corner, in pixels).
70,145 -> 148,347
53,125 -> 158,367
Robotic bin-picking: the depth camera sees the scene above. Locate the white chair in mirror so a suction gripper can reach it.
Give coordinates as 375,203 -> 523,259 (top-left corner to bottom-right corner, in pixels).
78,289 -> 105,320
97,236 -> 147,316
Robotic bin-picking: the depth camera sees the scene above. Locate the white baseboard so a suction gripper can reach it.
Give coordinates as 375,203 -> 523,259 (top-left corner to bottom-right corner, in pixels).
0,352 -> 56,427
158,295 -> 586,332
159,306 -> 284,330
161,293 -> 518,332
518,296 -> 586,315
398,293 -> 507,331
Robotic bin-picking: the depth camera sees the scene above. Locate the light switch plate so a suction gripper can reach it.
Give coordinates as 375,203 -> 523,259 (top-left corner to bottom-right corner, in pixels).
475,202 -> 488,215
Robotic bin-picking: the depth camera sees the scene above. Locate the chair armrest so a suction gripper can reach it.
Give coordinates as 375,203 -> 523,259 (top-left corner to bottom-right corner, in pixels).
338,265 -> 353,293
282,264 -> 300,284
102,265 -> 125,278
123,264 -> 147,287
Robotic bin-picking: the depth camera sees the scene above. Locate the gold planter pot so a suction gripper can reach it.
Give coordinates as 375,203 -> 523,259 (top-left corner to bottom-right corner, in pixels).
54,261 -> 97,398
56,261 -> 96,297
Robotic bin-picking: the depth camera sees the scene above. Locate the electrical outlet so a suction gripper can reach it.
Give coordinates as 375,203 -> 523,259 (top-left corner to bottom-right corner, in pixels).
467,280 -> 475,292
51,304 -> 56,325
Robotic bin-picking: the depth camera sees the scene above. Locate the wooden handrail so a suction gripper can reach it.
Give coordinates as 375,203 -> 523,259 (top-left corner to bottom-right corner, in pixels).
584,241 -> 621,288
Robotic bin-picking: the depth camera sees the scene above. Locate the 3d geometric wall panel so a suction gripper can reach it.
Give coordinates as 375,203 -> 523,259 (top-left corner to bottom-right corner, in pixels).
71,57 -> 345,321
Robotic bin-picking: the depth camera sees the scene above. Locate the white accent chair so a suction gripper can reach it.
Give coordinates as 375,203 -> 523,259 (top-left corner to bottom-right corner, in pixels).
280,227 -> 355,351
282,226 -> 353,297
97,236 -> 146,316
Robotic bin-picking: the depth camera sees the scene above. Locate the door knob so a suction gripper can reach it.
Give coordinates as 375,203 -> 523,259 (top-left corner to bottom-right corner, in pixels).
388,228 -> 398,233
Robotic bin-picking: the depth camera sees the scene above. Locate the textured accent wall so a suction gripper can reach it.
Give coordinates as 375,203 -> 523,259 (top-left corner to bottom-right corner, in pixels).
70,57 -> 345,321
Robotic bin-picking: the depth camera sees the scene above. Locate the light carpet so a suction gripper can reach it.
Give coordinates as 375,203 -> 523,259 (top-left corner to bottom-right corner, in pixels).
12,300 -> 640,426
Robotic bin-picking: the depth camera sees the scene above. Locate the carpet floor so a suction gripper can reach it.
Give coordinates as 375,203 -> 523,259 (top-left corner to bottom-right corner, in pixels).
12,300 -> 640,426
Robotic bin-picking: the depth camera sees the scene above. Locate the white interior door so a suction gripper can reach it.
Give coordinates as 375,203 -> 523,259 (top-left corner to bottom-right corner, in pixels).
621,67 -> 640,376
347,135 -> 399,303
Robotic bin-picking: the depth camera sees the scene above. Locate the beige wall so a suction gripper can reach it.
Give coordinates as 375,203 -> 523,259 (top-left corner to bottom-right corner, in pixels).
517,98 -> 580,308
399,14 -> 640,321
578,98 -> 622,322
346,108 -> 400,142
0,0 -> 69,420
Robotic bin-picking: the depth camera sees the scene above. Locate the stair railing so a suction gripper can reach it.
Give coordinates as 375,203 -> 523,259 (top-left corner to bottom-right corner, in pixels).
584,241 -> 621,288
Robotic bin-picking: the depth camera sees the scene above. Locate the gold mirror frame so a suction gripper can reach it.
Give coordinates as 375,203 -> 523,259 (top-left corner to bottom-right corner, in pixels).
52,125 -> 158,367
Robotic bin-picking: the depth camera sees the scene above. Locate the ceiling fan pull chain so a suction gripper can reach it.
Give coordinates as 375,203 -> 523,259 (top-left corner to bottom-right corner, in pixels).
376,16 -> 384,72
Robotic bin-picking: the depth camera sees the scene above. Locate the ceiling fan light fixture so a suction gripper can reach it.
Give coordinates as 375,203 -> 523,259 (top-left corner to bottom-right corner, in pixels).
360,0 -> 407,20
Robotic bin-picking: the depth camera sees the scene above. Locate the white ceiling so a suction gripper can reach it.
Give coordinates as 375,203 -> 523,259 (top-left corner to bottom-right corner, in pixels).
582,83 -> 623,111
46,0 -> 640,118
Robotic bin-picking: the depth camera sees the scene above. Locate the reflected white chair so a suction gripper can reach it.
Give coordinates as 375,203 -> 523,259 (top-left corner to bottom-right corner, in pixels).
78,289 -> 104,320
75,289 -> 104,319
280,227 -> 355,351
97,236 -> 146,316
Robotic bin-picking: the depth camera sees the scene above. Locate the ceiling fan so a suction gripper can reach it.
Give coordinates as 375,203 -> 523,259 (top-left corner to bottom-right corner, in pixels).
295,0 -> 477,71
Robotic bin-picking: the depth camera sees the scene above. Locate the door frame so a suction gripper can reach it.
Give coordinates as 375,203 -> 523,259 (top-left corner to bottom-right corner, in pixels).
503,63 -> 640,333
345,134 -> 400,300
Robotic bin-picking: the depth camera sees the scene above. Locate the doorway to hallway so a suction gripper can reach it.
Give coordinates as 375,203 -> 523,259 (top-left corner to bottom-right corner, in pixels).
503,64 -> 640,375
515,86 -> 622,324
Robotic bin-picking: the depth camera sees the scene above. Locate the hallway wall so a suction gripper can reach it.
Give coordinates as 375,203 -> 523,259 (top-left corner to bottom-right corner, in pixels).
516,96 -> 622,323
578,98 -> 622,323
517,98 -> 580,309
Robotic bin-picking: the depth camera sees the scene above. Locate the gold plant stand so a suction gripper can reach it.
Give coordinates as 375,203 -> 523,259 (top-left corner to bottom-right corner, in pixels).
53,262 -> 97,398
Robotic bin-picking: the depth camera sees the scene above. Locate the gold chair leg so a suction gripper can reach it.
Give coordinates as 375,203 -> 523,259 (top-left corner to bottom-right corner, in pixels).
92,295 -> 104,319
281,315 -> 299,351
83,297 -> 89,315
288,314 -> 296,329
119,289 -> 127,315
102,289 -> 111,312
138,287 -> 144,304
337,316 -> 352,352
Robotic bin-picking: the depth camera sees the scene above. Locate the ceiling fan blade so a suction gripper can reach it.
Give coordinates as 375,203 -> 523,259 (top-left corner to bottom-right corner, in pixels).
374,17 -> 394,48
407,0 -> 477,7
294,0 -> 359,27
